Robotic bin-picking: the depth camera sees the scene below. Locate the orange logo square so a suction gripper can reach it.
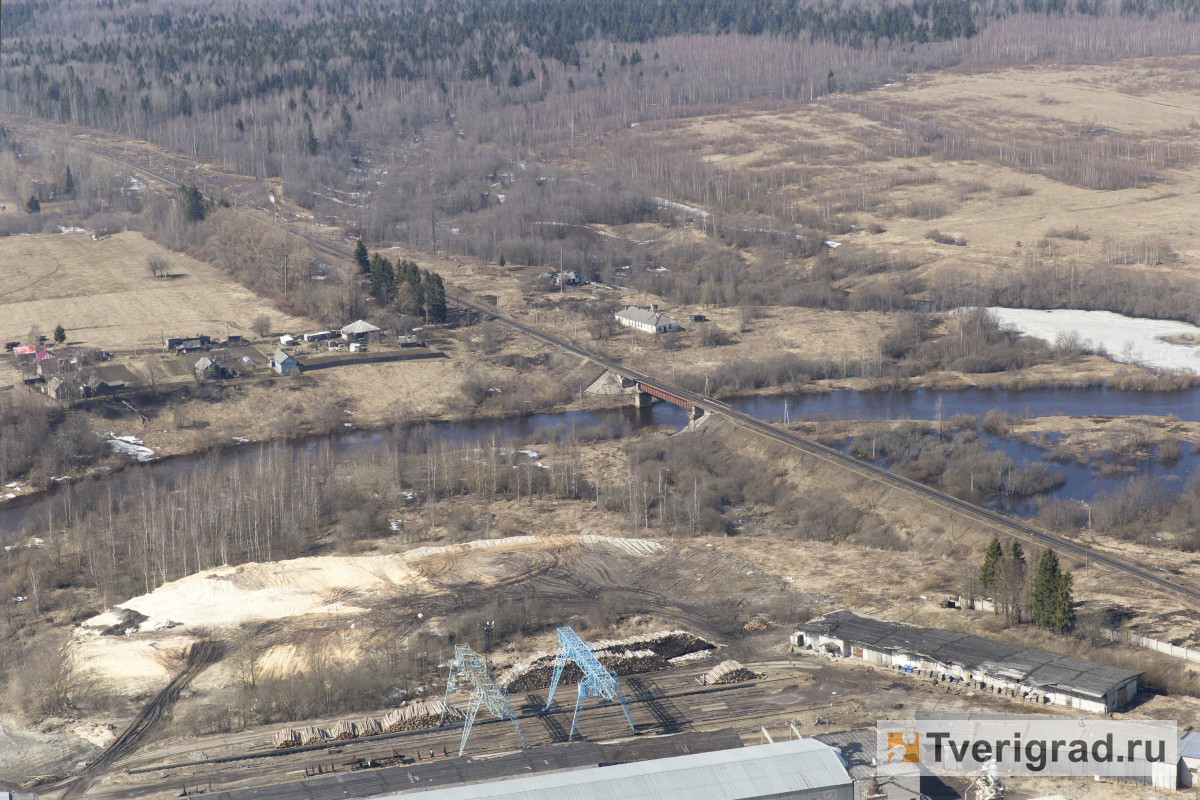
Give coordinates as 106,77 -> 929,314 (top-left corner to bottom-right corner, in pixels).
887,731 -> 920,763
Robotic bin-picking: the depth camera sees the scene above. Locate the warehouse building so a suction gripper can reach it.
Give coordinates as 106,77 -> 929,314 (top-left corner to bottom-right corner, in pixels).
794,610 -> 1140,713
394,738 -> 853,800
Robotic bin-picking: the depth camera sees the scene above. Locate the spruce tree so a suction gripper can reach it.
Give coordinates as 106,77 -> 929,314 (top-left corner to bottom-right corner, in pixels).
1032,550 -> 1075,633
1051,569 -> 1075,633
423,271 -> 447,322
1001,540 -> 1026,625
369,254 -> 394,301
980,537 -> 1002,594
354,239 -> 370,274
53,324 -> 66,344
64,165 -> 74,196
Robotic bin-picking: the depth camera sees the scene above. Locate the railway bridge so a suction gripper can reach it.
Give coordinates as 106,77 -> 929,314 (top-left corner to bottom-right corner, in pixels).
585,369 -> 706,418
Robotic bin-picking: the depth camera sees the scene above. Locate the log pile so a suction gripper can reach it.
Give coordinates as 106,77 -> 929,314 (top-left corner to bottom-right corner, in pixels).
702,659 -> 757,685
272,700 -> 460,749
356,717 -> 382,737
299,726 -> 329,745
330,720 -> 358,740
497,630 -> 717,692
598,649 -> 666,675
382,698 -> 461,733
272,728 -> 300,749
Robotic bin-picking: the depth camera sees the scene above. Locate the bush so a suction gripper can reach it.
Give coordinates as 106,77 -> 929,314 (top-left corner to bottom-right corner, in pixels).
924,229 -> 967,246
1044,225 -> 1089,241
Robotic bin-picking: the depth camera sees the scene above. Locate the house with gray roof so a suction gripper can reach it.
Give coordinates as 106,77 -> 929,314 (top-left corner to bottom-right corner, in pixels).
615,306 -> 679,334
271,349 -> 300,375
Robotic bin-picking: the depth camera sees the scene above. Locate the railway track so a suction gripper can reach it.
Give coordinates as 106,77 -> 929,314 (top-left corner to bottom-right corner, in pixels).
54,125 -> 1200,607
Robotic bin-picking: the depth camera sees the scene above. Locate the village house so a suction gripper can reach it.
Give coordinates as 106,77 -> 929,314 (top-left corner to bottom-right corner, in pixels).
271,349 -> 300,375
615,306 -> 679,334
340,319 -> 381,342
164,334 -> 212,352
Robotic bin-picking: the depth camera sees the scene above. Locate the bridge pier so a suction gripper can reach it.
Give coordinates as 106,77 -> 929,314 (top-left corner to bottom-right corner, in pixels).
635,391 -> 659,408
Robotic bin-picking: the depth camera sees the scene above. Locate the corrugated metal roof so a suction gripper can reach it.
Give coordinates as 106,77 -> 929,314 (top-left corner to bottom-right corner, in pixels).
392,739 -> 851,800
1180,731 -> 1200,759
801,610 -> 1140,699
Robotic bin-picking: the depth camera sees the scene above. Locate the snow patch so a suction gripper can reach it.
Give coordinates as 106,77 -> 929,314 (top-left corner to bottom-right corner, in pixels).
103,433 -> 156,462
653,197 -> 710,219
985,307 -> 1200,372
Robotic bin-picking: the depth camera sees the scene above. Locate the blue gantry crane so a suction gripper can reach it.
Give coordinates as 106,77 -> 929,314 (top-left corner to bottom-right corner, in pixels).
544,626 -> 635,740
442,644 -> 526,756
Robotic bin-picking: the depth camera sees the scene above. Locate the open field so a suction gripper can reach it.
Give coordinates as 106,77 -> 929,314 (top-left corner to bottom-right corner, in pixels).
625,55 -> 1200,300
0,231 -> 315,351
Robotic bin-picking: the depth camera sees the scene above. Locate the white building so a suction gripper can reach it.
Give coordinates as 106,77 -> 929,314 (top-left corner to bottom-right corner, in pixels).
616,306 -> 679,334
795,610 -> 1141,714
391,738 -> 853,800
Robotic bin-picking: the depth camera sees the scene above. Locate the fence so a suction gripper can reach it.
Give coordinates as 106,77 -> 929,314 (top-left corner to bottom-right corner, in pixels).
1103,629 -> 1200,665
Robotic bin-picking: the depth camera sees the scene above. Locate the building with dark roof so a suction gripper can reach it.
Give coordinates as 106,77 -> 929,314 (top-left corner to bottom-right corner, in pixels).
795,610 -> 1140,713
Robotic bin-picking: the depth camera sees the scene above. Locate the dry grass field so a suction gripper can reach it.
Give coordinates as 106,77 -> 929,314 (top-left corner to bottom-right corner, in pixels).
0,231 -> 315,352
627,55 -> 1200,291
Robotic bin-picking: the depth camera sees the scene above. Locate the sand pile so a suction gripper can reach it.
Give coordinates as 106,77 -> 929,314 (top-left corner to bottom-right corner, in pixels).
74,534 -> 665,691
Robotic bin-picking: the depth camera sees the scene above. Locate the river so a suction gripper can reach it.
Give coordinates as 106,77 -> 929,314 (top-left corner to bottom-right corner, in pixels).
3,386 -> 1197,537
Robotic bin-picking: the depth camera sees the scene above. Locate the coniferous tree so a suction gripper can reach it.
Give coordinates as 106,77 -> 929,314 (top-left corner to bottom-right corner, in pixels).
354,240 -> 370,275
423,271 -> 447,322
1032,549 -> 1075,633
25,195 -> 40,213
1052,570 -> 1075,633
999,540 -> 1026,625
979,537 -> 1002,597
64,165 -> 74,196
53,324 -> 66,344
179,185 -> 207,222
369,253 -> 395,302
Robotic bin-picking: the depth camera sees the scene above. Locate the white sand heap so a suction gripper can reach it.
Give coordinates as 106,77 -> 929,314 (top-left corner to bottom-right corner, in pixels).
82,535 -> 662,636
74,534 -> 665,691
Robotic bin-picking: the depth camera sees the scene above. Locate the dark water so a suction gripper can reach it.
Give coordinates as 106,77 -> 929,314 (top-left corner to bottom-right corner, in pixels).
729,386 -> 1200,423
3,386 -> 1197,537
725,387 -> 1200,516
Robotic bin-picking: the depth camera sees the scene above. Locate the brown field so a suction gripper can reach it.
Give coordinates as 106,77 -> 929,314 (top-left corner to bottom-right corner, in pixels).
629,56 -> 1200,288
0,231 -> 315,352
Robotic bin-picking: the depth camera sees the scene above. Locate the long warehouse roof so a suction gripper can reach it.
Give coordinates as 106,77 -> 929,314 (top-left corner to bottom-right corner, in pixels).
801,610 -> 1141,699
390,738 -> 851,800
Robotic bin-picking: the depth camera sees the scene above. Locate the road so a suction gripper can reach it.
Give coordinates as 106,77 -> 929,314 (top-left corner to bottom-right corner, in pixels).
35,116 -> 1200,608
59,640 -> 224,799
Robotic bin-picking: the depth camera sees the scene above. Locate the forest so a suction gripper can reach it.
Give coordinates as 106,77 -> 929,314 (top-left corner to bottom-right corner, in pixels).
2,0 -> 1200,325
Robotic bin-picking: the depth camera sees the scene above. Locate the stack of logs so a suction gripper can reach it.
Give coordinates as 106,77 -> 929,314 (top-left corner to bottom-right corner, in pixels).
498,629 -> 716,692
701,659 -> 757,685
272,700 -> 459,749
382,699 -> 461,733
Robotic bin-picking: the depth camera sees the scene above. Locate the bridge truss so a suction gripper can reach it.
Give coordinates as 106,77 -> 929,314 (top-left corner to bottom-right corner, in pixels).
442,644 -> 526,756
544,626 -> 636,740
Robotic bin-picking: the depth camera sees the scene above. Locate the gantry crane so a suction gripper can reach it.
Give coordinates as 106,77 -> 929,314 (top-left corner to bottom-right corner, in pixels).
544,626 -> 635,740
441,644 -> 526,756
